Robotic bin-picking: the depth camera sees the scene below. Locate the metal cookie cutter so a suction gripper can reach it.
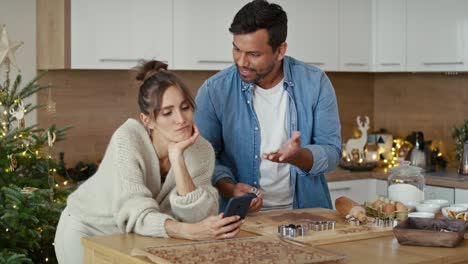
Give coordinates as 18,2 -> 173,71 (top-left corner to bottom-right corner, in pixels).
308,221 -> 336,231
373,217 -> 398,228
345,214 -> 360,226
278,224 -> 306,237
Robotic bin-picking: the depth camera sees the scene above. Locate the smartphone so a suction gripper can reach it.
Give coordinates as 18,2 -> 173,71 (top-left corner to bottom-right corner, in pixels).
223,193 -> 257,220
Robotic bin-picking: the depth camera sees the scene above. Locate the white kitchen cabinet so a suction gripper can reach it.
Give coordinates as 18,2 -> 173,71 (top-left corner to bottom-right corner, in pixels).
338,0 -> 371,71
71,0 -> 172,69
424,185 -> 455,204
371,0 -> 406,72
275,0 -> 339,71
173,0 -> 249,70
455,188 -> 468,203
376,179 -> 388,197
328,179 -> 377,209
406,0 -> 468,72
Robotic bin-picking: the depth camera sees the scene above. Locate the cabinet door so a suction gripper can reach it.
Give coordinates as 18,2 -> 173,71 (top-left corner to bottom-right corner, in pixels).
328,179 -> 375,209
376,179 -> 388,197
339,0 -> 371,71
274,0 -> 338,71
424,185 -> 455,204
71,0 -> 172,69
173,0 -> 249,70
372,0 -> 406,72
406,0 -> 467,71
455,188 -> 468,204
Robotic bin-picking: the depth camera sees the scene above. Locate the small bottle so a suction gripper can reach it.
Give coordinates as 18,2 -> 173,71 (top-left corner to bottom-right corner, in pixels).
460,141 -> 468,175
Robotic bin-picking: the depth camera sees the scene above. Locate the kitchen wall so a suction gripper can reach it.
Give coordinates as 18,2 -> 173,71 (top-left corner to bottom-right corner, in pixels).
38,70 -> 466,168
374,73 -> 468,166
0,0 -> 36,125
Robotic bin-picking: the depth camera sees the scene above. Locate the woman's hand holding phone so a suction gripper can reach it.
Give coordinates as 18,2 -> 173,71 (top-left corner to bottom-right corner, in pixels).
190,213 -> 243,240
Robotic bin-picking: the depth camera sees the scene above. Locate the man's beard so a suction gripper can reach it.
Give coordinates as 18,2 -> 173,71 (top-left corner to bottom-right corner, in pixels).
237,61 -> 276,84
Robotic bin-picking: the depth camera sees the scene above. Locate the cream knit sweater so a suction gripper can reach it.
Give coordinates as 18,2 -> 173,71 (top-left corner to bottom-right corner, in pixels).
66,119 -> 218,238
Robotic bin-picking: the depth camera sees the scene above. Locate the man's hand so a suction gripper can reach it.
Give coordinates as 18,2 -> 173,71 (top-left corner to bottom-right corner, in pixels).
231,183 -> 263,212
262,131 -> 314,171
263,131 -> 301,163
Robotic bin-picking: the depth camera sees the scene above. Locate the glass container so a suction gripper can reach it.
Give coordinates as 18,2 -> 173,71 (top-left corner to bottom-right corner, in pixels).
388,161 -> 425,208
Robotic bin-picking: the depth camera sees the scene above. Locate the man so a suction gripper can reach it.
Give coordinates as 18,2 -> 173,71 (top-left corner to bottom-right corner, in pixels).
194,0 -> 341,212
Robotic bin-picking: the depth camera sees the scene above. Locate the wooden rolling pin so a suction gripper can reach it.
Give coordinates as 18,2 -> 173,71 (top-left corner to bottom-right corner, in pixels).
335,196 -> 367,222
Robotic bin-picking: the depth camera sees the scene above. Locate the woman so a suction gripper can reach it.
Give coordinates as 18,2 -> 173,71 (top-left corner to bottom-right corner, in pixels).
54,60 -> 242,264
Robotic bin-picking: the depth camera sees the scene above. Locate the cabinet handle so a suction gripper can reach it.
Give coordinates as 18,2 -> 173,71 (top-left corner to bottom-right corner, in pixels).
423,61 -> 464,66
344,63 -> 367,66
305,62 -> 325,66
380,63 -> 401,66
329,187 -> 351,192
198,60 -> 232,64
100,58 -> 169,64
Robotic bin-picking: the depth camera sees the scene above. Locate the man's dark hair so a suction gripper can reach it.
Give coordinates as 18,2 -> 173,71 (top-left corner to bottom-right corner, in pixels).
229,0 -> 287,52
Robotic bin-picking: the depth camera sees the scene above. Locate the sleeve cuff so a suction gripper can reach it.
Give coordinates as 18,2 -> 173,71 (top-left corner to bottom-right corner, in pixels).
140,212 -> 174,238
302,145 -> 328,175
170,187 -> 205,206
212,167 -> 236,186
169,187 -> 218,222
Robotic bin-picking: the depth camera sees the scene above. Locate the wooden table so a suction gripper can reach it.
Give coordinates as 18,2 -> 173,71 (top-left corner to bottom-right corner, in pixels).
82,209 -> 468,264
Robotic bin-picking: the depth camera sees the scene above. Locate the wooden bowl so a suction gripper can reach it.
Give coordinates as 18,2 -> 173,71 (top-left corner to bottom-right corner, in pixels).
393,218 -> 468,248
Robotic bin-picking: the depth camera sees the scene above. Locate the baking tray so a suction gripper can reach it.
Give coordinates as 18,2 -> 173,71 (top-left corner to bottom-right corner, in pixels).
393,217 -> 468,247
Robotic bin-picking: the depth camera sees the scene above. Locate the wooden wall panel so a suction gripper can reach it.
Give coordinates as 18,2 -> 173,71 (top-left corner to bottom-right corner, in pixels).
40,70 -> 467,168
36,0 -> 70,69
37,70 -> 216,164
328,72 -> 374,140
374,73 -> 468,167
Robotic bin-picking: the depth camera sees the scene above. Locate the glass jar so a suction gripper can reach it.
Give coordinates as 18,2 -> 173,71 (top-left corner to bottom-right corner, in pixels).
387,161 -> 425,208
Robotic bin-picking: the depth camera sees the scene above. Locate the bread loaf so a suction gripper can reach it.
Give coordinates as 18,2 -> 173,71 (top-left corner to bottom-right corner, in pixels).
335,196 -> 367,222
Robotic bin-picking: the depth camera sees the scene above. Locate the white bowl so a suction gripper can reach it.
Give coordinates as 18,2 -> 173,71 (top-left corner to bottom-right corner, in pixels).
408,212 -> 435,219
441,206 -> 467,218
422,199 -> 450,208
450,203 -> 468,210
416,203 -> 440,214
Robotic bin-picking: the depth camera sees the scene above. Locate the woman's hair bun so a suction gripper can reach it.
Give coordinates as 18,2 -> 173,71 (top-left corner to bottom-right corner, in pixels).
135,60 -> 168,82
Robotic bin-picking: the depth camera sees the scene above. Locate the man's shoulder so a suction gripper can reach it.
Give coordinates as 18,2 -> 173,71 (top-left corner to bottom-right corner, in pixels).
284,56 -> 324,76
202,64 -> 239,89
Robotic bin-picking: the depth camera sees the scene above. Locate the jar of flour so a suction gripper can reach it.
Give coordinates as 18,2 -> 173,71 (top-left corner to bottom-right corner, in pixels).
388,161 -> 425,209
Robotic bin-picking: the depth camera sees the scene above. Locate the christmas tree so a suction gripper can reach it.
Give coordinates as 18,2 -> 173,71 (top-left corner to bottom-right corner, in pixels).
0,25 -> 72,264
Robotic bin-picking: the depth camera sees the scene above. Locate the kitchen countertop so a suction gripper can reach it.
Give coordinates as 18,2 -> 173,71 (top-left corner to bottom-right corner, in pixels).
326,168 -> 468,189
82,209 -> 468,264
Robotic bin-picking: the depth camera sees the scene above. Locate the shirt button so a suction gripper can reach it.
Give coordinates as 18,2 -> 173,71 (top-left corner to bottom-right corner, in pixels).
247,100 -> 250,104
255,155 -> 258,159
255,127 -> 258,130
253,181 -> 257,185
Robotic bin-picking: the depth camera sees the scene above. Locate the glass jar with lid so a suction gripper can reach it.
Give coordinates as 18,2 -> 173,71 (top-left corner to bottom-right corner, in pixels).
387,161 -> 425,208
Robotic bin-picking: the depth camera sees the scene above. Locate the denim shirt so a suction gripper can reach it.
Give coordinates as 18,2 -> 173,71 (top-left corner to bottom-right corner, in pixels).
194,56 -> 341,210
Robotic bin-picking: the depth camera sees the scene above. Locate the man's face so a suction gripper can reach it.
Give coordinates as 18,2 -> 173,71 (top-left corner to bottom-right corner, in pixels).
232,29 -> 281,84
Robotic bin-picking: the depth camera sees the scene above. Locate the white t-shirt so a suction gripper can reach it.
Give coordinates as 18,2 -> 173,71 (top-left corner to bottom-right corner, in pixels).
252,80 -> 292,211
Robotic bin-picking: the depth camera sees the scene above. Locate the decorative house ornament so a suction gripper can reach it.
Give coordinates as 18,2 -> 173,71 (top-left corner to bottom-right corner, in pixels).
345,116 -> 370,161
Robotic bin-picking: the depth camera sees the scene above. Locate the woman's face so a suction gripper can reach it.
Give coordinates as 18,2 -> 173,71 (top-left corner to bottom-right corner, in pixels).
153,85 -> 194,143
